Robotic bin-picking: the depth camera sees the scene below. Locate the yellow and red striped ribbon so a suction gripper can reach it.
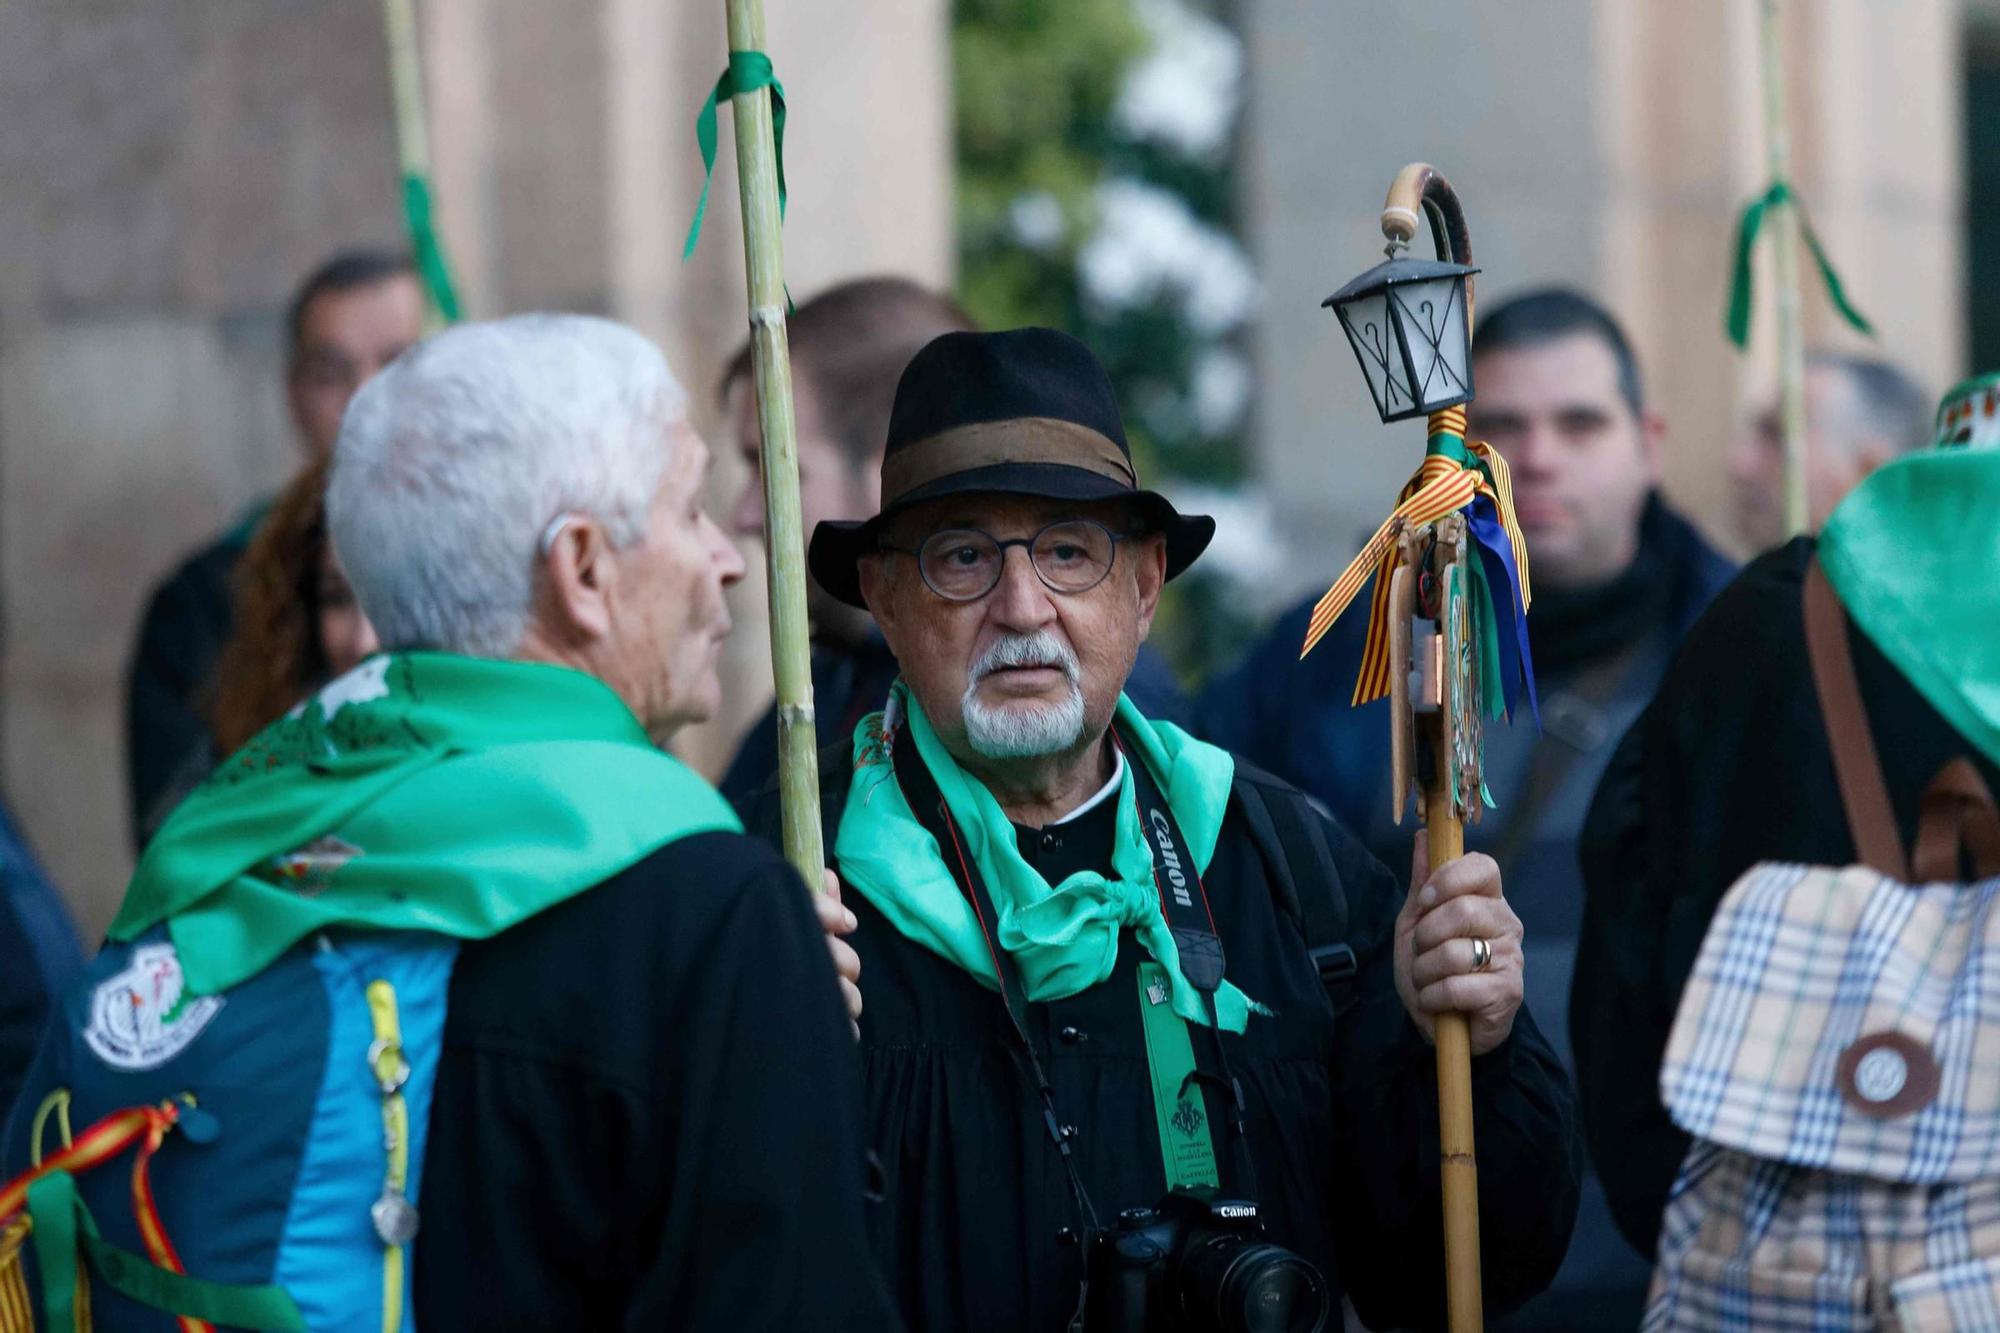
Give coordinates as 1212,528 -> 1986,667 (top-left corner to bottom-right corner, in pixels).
0,1098 -> 214,1333
1299,405 -> 1532,706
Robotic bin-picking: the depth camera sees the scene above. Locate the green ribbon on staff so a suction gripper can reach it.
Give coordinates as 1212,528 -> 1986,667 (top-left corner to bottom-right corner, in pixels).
1726,180 -> 1873,349
682,50 -> 787,262
402,172 -> 461,324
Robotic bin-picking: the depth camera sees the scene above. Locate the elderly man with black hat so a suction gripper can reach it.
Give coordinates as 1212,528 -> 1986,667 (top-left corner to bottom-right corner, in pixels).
744,327 -> 1579,1332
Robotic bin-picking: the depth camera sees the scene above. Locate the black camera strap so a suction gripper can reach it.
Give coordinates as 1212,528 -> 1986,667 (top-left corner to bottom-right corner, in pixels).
890,728 -> 1105,1256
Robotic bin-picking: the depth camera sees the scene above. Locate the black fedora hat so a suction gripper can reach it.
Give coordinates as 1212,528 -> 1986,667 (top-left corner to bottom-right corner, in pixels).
807,327 -> 1215,608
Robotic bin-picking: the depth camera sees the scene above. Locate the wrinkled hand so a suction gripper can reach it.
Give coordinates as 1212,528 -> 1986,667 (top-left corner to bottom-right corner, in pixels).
815,868 -> 863,1040
1393,828 -> 1523,1056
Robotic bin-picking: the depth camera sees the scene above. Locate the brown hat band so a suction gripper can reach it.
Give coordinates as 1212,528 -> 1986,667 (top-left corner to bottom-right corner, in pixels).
880,417 -> 1136,504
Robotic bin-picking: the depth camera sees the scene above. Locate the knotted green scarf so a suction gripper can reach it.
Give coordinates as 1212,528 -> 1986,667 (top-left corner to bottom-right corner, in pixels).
110,653 -> 741,996
836,680 -> 1262,1032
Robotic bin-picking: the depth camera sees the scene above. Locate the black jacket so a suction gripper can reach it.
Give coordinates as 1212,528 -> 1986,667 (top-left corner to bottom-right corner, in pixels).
413,829 -> 900,1330
126,528 -> 250,849
1573,538 -> 2000,1258
743,738 -> 1580,1332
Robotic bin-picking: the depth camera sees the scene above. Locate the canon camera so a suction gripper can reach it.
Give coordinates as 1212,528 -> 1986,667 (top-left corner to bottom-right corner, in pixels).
1083,1190 -> 1329,1333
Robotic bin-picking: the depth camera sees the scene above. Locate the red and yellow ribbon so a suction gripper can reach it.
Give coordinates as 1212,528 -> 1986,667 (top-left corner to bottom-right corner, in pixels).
1299,405 -> 1532,706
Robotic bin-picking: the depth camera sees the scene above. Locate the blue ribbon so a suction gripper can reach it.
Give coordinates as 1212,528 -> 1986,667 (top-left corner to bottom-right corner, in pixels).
1467,497 -> 1539,728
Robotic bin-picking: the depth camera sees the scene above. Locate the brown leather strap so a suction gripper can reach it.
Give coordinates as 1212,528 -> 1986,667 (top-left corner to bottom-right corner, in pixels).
1912,758 -> 2000,882
1804,560 -> 1910,880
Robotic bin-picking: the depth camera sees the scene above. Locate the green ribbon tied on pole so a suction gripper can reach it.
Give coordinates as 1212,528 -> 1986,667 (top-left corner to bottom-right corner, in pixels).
1726,180 -> 1874,349
682,50 -> 787,262
402,173 -> 461,324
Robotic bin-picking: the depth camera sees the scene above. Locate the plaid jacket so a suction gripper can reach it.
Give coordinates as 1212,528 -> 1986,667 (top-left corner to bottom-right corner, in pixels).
1645,860 -> 2000,1330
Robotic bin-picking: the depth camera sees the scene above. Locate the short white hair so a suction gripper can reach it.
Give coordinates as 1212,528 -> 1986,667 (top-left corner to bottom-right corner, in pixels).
327,314 -> 684,657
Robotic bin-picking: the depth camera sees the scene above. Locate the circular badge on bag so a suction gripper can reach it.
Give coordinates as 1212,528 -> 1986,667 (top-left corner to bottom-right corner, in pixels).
1836,1031 -> 1939,1119
83,942 -> 224,1071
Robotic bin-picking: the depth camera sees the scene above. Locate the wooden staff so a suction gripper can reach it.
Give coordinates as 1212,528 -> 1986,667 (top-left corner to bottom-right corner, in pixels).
1381,163 -> 1484,1332
1758,0 -> 1811,537
721,0 -> 826,889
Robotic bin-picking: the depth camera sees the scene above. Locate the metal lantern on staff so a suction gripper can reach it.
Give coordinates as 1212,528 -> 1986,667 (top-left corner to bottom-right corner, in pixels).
1304,163 -> 1538,1333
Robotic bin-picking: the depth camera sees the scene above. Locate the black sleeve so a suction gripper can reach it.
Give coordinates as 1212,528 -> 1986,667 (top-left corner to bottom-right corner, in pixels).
125,553 -> 233,849
632,857 -> 894,1331
1320,817 -> 1582,1330
416,837 -> 898,1332
1572,693 -> 1692,1258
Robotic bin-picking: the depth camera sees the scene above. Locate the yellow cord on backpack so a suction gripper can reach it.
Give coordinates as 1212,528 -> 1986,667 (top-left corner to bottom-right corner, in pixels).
365,980 -> 413,1333
29,1090 -> 75,1168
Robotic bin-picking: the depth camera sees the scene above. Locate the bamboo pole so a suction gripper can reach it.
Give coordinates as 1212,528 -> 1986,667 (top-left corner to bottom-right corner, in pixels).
1759,0 -> 1811,537
1422,712 -> 1482,1332
723,0 -> 826,890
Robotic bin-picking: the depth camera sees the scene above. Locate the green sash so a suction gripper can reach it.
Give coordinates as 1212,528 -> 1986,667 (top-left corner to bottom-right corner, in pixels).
835,680 -> 1263,1033
110,653 -> 741,996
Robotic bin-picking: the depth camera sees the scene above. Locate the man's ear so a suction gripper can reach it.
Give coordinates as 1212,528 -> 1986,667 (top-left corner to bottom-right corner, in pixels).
539,517 -> 617,645
1132,533 -> 1168,638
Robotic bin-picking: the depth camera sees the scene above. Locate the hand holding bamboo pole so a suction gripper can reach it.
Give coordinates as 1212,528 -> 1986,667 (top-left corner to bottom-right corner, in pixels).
720,0 -> 825,890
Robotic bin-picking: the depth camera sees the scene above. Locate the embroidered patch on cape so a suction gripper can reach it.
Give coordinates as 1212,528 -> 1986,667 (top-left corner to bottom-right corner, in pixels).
267,834 -> 364,897
84,942 -> 225,1070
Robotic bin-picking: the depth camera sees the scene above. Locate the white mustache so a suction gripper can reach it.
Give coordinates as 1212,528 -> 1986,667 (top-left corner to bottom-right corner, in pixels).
969,631 -> 1080,686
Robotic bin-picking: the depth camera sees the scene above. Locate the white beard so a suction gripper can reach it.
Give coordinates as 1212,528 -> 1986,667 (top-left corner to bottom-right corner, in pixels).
961,630 -> 1086,759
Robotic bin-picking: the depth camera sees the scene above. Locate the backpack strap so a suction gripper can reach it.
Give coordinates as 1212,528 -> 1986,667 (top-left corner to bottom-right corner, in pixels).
1804,557 -> 1910,880
1232,769 -> 1359,1015
1913,758 -> 2000,882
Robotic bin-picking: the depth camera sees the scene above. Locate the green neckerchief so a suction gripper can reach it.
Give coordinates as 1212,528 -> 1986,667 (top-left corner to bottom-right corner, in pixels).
837,679 -> 1263,1032
1819,447 -> 2000,770
111,653 -> 740,995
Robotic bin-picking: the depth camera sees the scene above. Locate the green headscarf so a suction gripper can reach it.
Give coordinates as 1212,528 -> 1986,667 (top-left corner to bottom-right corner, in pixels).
835,680 -> 1264,1032
1819,418 -> 2000,769
111,653 -> 741,995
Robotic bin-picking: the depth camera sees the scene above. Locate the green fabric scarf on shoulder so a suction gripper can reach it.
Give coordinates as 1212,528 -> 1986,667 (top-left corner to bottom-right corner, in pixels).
836,679 -> 1262,1032
111,653 -> 741,996
1820,446 -> 2000,769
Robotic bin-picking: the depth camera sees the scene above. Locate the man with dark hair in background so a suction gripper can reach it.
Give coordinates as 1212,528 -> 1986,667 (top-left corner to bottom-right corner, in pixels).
1200,287 -> 1736,1328
1728,348 -> 1930,550
719,276 -> 1185,804
125,249 -> 425,844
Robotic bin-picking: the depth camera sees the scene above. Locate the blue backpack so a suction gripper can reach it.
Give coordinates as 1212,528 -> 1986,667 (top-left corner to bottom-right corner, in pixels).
2,926 -> 456,1332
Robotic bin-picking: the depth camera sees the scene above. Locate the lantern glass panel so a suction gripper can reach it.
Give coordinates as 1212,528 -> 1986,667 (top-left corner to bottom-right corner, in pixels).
1388,275 -> 1472,411
1334,290 -> 1418,420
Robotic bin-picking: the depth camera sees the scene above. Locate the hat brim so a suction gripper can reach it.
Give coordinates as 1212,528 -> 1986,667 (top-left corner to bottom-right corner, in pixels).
807,462 -> 1216,610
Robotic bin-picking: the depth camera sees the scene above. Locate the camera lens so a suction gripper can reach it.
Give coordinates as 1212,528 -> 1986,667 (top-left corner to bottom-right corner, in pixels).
1177,1234 -> 1329,1333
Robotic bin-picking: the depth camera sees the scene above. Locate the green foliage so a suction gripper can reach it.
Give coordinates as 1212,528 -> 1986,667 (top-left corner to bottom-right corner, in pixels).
952,0 -> 1260,688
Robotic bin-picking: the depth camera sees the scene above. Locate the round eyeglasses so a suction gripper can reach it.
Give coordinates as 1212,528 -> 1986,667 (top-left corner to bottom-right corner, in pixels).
880,519 -> 1132,603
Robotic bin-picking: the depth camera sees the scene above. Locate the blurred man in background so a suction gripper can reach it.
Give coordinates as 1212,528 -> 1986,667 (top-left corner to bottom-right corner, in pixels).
719,276 -> 1185,804
1728,349 -> 1930,551
124,249 -> 424,845
0,802 -> 82,1121
1199,287 -> 1735,1328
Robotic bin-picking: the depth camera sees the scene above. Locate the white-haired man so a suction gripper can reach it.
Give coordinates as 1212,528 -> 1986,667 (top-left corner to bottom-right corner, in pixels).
4,316 -> 894,1330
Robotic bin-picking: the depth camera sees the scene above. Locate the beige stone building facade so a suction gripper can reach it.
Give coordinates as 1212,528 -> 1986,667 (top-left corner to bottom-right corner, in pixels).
1244,0 -> 1971,591
0,0 -> 1982,940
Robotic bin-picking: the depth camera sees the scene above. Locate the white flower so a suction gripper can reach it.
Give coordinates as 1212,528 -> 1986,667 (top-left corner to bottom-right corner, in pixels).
1008,191 -> 1068,252
1115,0 -> 1244,163
1190,347 -> 1252,436
1077,177 -> 1258,334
